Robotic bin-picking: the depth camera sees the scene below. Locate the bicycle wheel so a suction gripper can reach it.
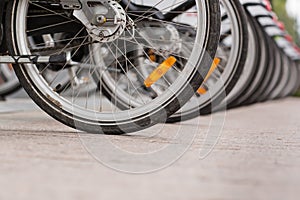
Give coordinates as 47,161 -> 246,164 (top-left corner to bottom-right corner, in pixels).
280,57 -> 298,98
256,37 -> 282,102
229,15 -> 268,108
215,12 -> 259,110
6,0 -> 220,134
269,53 -> 290,99
291,61 -> 300,95
166,0 -> 248,122
244,30 -> 274,105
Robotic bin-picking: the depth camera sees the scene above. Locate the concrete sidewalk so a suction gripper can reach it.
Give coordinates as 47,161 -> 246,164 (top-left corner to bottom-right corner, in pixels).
0,98 -> 300,200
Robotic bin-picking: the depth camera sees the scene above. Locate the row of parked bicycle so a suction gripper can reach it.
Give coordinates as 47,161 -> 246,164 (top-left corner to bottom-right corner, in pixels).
0,0 -> 299,134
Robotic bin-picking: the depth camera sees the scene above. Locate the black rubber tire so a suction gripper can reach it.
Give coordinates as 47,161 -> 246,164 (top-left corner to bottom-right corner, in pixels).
291,61 -> 300,95
226,13 -> 261,109
257,38 -> 283,102
243,31 -> 275,104
280,57 -> 298,98
269,53 -> 290,99
231,16 -> 269,107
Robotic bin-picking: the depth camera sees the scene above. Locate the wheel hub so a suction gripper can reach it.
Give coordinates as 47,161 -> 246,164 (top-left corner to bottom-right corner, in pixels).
73,0 -> 127,43
137,21 -> 182,56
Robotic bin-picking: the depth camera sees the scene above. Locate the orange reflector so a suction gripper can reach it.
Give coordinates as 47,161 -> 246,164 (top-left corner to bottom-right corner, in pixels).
8,64 -> 13,71
197,58 -> 220,94
144,56 -> 177,88
197,87 -> 207,95
149,55 -> 156,62
204,58 -> 220,82
148,49 -> 157,62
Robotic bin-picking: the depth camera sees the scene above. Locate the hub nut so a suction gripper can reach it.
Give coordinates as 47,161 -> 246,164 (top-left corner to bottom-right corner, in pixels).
96,15 -> 107,25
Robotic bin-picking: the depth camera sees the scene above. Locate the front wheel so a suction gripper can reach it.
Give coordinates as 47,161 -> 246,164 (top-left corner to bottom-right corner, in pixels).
6,0 -> 220,134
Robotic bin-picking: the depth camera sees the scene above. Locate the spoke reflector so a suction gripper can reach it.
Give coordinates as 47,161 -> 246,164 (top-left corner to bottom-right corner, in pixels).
8,64 -> 13,71
197,87 -> 207,95
197,58 -> 220,94
144,56 -> 177,88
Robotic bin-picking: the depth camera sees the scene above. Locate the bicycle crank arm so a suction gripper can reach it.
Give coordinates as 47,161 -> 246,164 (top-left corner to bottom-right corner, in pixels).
0,54 -> 67,64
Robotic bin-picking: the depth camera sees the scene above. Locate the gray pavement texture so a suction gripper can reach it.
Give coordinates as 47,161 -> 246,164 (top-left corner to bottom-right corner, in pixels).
1,98 -> 300,200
